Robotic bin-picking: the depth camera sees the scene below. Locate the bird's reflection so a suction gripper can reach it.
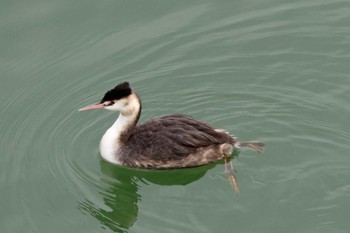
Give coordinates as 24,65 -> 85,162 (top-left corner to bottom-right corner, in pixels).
78,157 -> 222,232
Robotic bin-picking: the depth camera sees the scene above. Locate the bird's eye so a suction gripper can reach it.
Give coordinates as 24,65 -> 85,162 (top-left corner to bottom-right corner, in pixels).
107,101 -> 114,106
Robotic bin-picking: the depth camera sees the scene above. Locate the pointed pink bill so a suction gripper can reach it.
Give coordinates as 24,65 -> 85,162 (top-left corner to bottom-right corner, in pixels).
79,103 -> 105,111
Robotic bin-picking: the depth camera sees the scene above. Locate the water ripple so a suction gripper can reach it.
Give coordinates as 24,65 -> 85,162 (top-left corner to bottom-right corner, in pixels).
2,0 -> 350,232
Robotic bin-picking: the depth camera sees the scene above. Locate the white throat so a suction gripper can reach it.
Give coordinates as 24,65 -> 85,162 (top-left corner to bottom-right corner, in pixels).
99,113 -> 133,164
99,95 -> 141,165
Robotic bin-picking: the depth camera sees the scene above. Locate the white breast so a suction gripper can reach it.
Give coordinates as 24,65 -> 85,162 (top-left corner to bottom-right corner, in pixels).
99,127 -> 122,165
99,112 -> 135,165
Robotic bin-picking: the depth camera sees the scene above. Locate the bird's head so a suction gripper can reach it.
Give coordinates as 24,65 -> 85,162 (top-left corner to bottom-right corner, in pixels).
79,82 -> 140,115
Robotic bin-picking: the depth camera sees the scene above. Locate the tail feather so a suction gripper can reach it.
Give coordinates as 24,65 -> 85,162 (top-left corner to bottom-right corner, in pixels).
238,141 -> 265,153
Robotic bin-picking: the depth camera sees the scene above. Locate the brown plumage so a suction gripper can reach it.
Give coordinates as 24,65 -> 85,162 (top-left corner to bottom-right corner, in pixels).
120,114 -> 236,168
80,82 -> 264,193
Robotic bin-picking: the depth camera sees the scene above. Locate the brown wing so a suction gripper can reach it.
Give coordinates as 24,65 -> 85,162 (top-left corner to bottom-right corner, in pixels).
120,114 -> 234,166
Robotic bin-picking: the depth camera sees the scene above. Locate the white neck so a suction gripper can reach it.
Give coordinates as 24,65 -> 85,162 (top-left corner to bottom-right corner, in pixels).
99,96 -> 141,164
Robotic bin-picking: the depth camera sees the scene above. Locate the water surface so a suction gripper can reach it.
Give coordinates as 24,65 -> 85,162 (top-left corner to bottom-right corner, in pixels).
1,0 -> 350,232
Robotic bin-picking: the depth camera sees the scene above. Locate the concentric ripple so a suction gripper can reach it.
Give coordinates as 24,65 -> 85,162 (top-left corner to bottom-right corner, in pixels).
1,0 -> 350,232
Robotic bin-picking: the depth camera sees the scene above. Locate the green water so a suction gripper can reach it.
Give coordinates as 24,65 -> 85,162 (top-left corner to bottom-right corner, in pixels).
1,0 -> 350,232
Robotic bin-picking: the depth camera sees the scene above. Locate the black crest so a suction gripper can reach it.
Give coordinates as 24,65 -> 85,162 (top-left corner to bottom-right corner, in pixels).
100,82 -> 132,103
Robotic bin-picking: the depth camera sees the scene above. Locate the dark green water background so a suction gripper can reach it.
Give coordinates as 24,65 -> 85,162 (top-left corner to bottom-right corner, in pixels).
1,0 -> 350,232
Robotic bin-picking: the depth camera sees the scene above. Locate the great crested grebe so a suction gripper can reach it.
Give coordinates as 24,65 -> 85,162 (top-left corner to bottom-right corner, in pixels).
80,82 -> 264,193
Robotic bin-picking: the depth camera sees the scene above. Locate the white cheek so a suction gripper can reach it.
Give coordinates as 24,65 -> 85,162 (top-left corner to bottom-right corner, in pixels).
105,100 -> 126,111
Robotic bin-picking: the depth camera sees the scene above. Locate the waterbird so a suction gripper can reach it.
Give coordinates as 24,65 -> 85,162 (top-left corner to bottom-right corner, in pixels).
79,82 -> 264,194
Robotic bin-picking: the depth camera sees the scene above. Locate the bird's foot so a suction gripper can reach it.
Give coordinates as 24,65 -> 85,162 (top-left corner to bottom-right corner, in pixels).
224,154 -> 239,195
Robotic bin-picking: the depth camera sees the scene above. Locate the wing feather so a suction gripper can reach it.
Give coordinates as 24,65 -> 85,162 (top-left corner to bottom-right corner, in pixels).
121,114 -> 234,164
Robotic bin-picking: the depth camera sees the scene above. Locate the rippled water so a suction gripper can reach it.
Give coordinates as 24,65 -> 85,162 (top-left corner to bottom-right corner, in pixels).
1,0 -> 350,232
